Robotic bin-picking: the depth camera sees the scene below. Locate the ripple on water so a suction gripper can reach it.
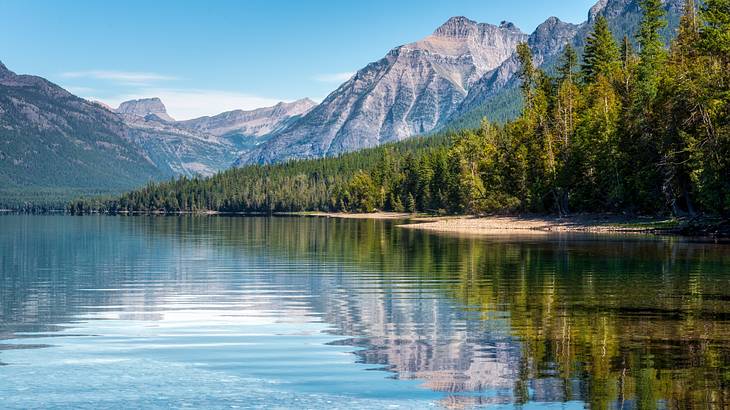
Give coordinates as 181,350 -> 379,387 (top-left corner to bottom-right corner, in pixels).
1,215 -> 729,409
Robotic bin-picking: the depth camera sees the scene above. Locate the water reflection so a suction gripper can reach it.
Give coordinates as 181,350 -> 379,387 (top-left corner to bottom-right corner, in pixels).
1,215 -> 729,408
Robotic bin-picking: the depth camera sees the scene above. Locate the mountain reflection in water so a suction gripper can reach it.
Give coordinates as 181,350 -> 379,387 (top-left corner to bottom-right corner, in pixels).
1,215 -> 728,409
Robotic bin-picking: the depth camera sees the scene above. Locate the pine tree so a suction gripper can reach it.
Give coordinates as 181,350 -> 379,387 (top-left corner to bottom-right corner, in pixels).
554,46 -> 583,214
636,0 -> 668,100
581,16 -> 620,83
699,0 -> 730,57
406,193 -> 417,214
558,44 -> 578,83
621,35 -> 635,67
651,0 -> 703,215
618,35 -> 637,102
516,43 -> 536,112
556,45 -> 580,139
696,0 -> 730,214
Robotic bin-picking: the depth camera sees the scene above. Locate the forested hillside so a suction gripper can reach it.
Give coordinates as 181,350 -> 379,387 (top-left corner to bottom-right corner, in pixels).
72,0 -> 730,218
0,62 -> 165,211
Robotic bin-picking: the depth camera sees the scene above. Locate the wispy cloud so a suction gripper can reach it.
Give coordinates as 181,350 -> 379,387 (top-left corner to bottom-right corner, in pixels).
92,88 -> 286,120
313,72 -> 355,83
62,85 -> 98,95
60,70 -> 179,85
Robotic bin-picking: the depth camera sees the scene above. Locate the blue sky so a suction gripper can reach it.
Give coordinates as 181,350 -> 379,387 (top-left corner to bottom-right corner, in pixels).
0,0 -> 596,119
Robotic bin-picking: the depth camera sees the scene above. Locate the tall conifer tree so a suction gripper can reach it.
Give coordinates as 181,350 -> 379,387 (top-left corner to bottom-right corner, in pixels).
581,16 -> 620,83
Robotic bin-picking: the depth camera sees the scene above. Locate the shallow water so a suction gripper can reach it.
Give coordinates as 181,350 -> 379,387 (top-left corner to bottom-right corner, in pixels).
0,215 -> 729,409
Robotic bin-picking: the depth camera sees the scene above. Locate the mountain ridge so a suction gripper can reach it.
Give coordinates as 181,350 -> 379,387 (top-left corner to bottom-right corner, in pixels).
109,96 -> 317,176
178,98 -> 316,140
237,16 -> 529,165
0,59 -> 164,201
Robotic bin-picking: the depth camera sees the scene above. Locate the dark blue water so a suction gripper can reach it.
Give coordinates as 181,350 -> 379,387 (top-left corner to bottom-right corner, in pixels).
1,215 -> 729,409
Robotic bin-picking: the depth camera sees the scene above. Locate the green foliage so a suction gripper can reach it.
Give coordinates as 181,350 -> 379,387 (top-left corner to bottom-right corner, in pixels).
635,0 -> 668,104
517,43 -> 537,108
347,171 -> 378,212
75,4 -> 730,218
441,85 -> 523,130
699,0 -> 730,56
558,45 -> 578,83
582,16 -> 621,83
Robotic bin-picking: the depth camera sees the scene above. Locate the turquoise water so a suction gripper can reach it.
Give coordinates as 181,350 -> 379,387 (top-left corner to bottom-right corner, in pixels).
1,215 -> 729,409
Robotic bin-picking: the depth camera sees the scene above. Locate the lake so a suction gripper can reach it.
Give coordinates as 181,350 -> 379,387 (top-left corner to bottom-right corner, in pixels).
1,215 -> 729,409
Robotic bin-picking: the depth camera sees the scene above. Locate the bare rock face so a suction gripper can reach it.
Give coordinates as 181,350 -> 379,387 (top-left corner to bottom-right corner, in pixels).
583,0 -> 683,41
589,0 -> 612,22
178,98 -> 316,140
112,96 -> 238,176
0,60 -> 12,78
115,97 -> 175,122
238,17 -> 528,165
119,112 -> 239,177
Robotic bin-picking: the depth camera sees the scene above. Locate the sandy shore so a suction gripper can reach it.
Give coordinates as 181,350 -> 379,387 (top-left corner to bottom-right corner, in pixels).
399,214 -> 672,235
302,212 -> 674,235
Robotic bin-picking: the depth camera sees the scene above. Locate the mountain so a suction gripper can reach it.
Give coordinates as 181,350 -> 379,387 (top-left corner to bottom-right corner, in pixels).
447,0 -> 685,129
110,97 -> 316,176
0,54 -> 314,206
0,60 -> 164,205
178,98 -> 316,150
110,96 -> 237,177
237,17 -> 528,164
118,111 -> 238,177
449,17 -> 579,127
238,0 -> 686,165
585,0 -> 683,40
114,97 -> 175,122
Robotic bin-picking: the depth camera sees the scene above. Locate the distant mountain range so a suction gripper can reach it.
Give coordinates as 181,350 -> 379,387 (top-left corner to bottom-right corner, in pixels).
178,98 -> 316,145
0,0 -> 685,204
0,61 -> 314,203
112,97 -> 314,177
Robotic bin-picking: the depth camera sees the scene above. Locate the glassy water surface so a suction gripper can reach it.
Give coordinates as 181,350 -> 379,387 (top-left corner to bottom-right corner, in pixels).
1,215 -> 729,409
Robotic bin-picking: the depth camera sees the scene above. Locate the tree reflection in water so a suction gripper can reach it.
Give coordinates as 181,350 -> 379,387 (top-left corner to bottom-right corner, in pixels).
0,215 -> 728,408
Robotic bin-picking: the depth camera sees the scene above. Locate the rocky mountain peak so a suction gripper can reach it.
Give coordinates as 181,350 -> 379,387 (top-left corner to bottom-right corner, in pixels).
541,16 -> 562,26
530,16 -> 579,58
432,16 -> 524,41
409,16 -> 527,74
0,60 -> 14,79
589,0 -> 611,22
499,21 -> 519,31
433,16 -> 479,38
236,16 -> 529,165
276,98 -> 317,112
115,97 -> 174,122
